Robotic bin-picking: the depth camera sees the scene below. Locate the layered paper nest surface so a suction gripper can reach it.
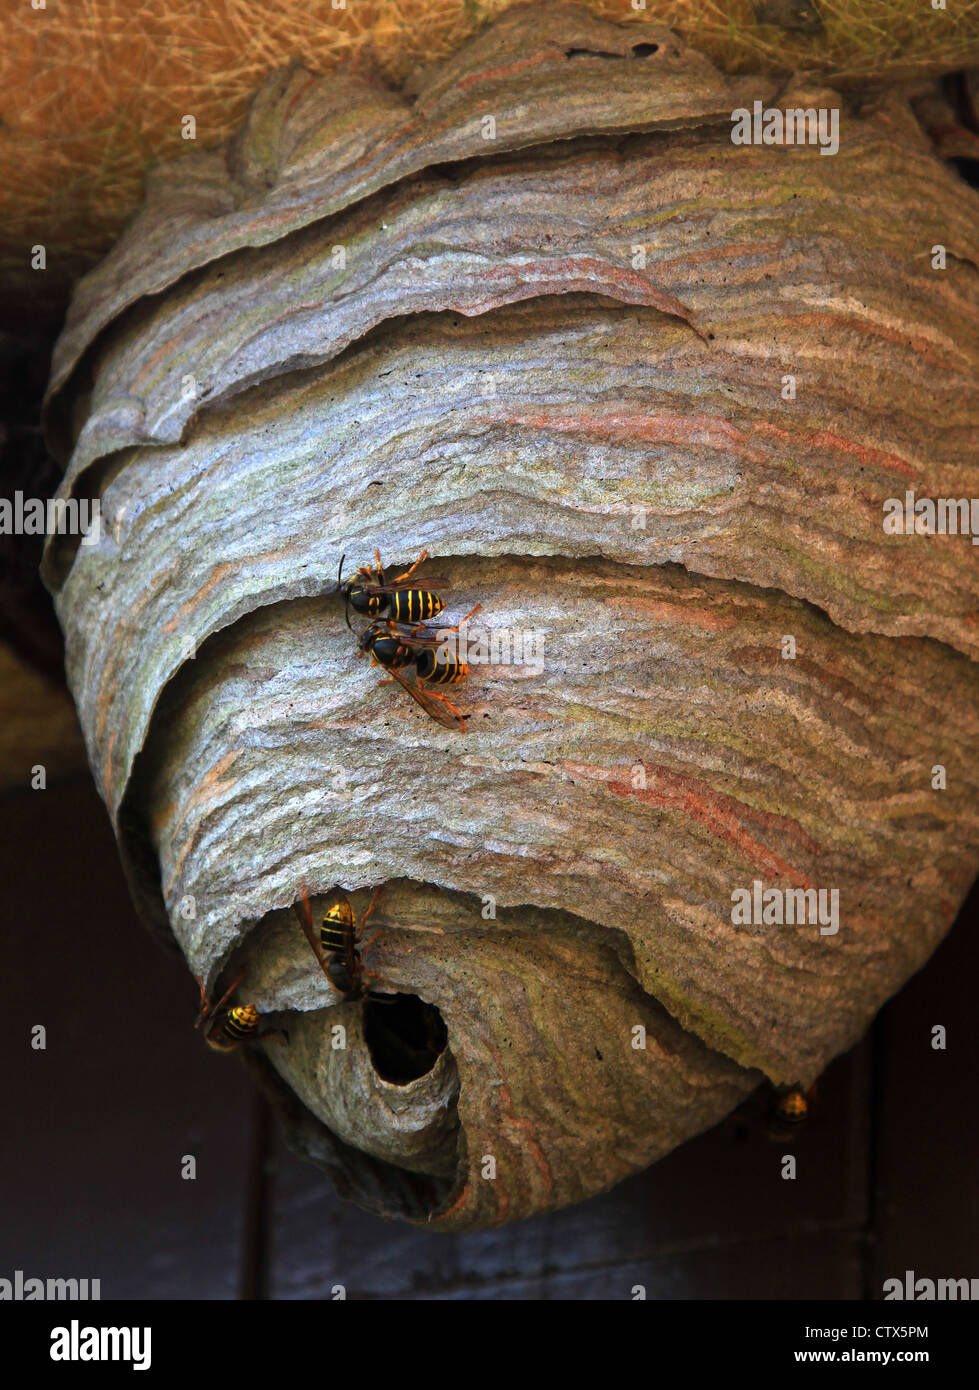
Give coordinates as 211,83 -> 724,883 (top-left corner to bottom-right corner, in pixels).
43,3 -> 979,1228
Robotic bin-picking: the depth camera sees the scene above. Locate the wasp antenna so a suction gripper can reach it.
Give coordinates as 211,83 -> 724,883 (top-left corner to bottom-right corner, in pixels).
334,553 -> 346,594
211,970 -> 246,1019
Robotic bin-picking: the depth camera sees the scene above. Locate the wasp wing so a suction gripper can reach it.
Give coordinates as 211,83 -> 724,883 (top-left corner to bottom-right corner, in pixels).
378,662 -> 465,732
359,576 -> 450,595
378,623 -> 443,650
379,604 -> 482,651
293,881 -> 333,984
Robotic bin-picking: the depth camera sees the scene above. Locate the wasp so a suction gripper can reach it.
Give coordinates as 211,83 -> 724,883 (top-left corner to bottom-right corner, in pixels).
358,603 -> 481,732
769,1083 -> 818,1138
194,975 -> 287,1052
293,882 -> 392,1003
333,549 -> 449,630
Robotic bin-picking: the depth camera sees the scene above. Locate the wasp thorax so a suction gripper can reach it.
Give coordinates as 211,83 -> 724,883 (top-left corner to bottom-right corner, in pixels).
359,622 -> 385,650
350,590 -> 382,615
327,959 -> 354,993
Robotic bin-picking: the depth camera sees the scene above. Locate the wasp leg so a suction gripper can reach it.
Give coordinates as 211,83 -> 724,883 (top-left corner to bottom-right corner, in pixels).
390,549 -> 429,584
415,683 -> 467,733
213,970 -> 245,1014
359,888 -> 384,936
198,970 -> 245,1024
359,928 -> 384,956
406,602 -> 481,640
361,964 -> 396,997
443,602 -> 481,634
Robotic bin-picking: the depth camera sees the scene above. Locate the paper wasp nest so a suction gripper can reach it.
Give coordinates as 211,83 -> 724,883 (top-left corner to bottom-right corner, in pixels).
42,2 -> 979,1229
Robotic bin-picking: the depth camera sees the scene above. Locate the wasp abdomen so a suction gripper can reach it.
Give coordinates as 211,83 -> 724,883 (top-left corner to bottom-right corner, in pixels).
389,589 -> 446,624
205,1002 -> 259,1049
416,650 -> 468,684
321,901 -> 354,953
225,1003 -> 258,1038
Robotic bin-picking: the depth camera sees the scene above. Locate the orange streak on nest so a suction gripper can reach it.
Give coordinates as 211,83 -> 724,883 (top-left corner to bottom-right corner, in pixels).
132,318 -> 209,388
96,550 -> 287,798
437,1179 -> 473,1225
480,408 -> 755,455
453,45 -> 560,93
95,590 -> 165,748
785,311 -> 961,374
285,69 -> 316,115
732,643 -> 866,705
486,1041 -> 554,1198
654,238 -> 789,273
160,549 -> 293,634
160,562 -> 239,634
603,596 -> 738,632
102,727 -> 117,804
752,419 -> 919,482
163,747 -> 244,896
566,759 -> 818,884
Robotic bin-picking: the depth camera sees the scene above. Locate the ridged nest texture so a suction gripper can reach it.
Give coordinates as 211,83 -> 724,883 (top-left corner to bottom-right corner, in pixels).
42,3 -> 979,1229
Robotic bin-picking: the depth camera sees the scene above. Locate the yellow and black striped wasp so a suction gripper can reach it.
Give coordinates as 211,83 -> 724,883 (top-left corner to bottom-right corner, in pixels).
769,1082 -> 818,1139
194,975 -> 287,1052
359,603 -> 481,733
333,549 -> 449,631
293,882 -> 393,1003
729,1079 -> 820,1144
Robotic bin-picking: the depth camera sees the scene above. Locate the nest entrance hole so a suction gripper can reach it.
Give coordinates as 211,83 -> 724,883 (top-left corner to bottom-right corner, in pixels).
364,993 -> 448,1084
564,42 -> 659,60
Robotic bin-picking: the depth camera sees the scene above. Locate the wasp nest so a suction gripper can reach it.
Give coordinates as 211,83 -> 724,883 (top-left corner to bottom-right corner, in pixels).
43,2 -> 979,1229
